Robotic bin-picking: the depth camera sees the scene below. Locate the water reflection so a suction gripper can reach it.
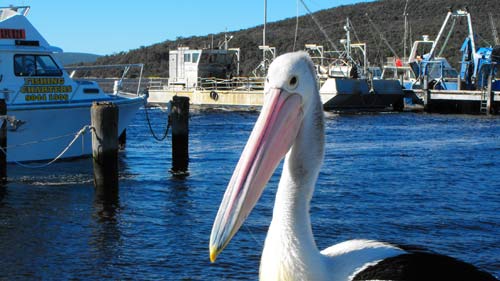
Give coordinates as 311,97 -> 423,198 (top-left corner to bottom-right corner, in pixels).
163,178 -> 199,276
90,185 -> 122,277
93,185 -> 120,222
0,184 -> 6,206
166,178 -> 192,217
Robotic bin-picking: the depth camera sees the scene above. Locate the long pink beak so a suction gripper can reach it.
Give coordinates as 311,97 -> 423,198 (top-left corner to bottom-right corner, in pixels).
209,88 -> 303,262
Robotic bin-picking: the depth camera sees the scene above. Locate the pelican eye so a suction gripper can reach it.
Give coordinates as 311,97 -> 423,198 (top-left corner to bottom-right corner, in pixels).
289,76 -> 298,89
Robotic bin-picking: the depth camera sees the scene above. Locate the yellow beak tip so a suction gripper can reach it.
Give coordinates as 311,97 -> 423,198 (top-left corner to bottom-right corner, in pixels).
209,246 -> 218,263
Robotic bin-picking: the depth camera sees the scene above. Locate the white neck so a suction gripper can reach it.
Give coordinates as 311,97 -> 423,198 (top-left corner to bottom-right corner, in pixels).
260,97 -> 325,280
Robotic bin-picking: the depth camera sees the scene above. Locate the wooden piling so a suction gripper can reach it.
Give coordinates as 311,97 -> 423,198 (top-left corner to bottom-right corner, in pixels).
0,99 -> 6,182
91,102 -> 119,191
170,96 -> 189,176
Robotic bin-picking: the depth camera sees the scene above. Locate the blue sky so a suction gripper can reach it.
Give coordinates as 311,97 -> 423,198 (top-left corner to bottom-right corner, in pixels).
8,0 -> 374,55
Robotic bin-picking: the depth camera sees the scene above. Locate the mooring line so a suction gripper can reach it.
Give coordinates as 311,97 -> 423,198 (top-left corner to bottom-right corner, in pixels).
143,98 -> 171,141
1,125 -> 92,169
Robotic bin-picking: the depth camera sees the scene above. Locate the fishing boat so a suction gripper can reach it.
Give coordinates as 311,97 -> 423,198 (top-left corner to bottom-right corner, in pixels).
314,19 -> 405,112
0,6 -> 146,162
388,9 -> 500,114
148,2 -> 273,110
147,40 -> 265,109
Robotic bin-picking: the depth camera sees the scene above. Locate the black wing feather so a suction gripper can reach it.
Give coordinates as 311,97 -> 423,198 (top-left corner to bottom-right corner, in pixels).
353,251 -> 498,281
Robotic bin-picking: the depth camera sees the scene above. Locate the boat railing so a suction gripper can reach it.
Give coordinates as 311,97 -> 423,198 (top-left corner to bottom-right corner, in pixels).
147,78 -> 169,90
381,65 -> 414,81
64,64 -> 145,96
197,76 -> 265,91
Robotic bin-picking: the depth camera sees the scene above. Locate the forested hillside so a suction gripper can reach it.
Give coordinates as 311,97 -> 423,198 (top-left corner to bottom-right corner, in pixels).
89,0 -> 500,77
54,52 -> 100,66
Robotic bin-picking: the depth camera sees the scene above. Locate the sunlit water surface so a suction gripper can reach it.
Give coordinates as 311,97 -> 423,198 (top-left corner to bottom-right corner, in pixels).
0,109 -> 498,280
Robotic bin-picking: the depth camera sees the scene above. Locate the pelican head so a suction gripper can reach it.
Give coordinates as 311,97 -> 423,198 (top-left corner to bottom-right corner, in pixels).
210,52 -> 322,262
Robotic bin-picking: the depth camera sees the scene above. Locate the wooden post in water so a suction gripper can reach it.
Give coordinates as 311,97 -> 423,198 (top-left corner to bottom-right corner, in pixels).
91,102 -> 119,191
0,99 -> 6,183
170,96 -> 189,176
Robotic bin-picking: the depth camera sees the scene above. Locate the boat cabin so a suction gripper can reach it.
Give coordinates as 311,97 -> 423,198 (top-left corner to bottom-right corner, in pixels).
0,6 -> 114,106
0,5 -> 145,163
168,47 -> 240,89
381,36 -> 459,90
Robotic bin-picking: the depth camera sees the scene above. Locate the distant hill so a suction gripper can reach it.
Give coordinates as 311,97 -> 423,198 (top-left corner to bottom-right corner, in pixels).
90,0 -> 500,77
54,52 -> 101,66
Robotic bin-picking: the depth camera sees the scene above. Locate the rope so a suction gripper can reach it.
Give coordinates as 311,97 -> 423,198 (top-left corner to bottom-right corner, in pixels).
143,98 -> 171,141
299,0 -> 339,52
349,19 -> 362,43
6,130 -> 84,149
1,125 -> 93,169
366,13 -> 399,58
293,0 -> 299,52
437,17 -> 457,58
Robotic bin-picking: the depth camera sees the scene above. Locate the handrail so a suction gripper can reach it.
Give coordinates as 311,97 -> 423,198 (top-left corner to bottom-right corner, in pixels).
196,76 -> 265,91
64,64 -> 144,96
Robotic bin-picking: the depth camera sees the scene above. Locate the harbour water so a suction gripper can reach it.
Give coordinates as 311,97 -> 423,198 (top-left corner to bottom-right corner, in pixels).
0,108 -> 499,280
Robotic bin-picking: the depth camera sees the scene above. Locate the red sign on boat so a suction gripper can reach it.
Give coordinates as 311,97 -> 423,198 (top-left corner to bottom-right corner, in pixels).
0,28 -> 26,39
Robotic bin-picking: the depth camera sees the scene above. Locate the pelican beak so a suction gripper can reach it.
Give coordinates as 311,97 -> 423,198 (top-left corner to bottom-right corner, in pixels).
209,88 -> 304,262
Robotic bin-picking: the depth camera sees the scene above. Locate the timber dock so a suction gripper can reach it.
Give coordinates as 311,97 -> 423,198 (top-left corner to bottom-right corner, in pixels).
411,88 -> 500,115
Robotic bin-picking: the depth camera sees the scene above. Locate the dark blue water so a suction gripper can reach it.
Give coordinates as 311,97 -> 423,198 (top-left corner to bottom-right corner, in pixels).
0,108 -> 499,280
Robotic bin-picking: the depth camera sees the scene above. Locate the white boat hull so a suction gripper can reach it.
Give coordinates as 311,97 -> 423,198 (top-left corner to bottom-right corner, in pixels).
6,96 -> 144,163
320,78 -> 404,111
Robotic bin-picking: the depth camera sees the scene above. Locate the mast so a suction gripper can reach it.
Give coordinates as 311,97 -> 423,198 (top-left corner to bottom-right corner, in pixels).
428,10 -> 452,61
403,0 -> 409,62
252,0 -> 275,76
263,0 -> 268,71
263,0 -> 267,47
345,18 -> 351,58
489,13 -> 499,45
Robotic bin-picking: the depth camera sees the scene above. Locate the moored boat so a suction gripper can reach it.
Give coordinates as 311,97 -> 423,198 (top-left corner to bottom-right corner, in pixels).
313,19 -> 405,112
147,45 -> 264,109
0,6 -> 146,162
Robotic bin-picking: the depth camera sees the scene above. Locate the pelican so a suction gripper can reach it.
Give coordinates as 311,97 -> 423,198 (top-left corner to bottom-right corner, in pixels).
209,52 -> 497,281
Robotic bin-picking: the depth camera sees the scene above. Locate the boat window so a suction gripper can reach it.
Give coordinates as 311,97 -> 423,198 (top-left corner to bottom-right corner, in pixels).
427,63 -> 443,80
208,54 -> 216,63
231,53 -> 238,65
216,54 -> 226,64
192,53 -> 199,63
184,53 -> 191,63
14,54 -> 62,77
443,68 -> 459,79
